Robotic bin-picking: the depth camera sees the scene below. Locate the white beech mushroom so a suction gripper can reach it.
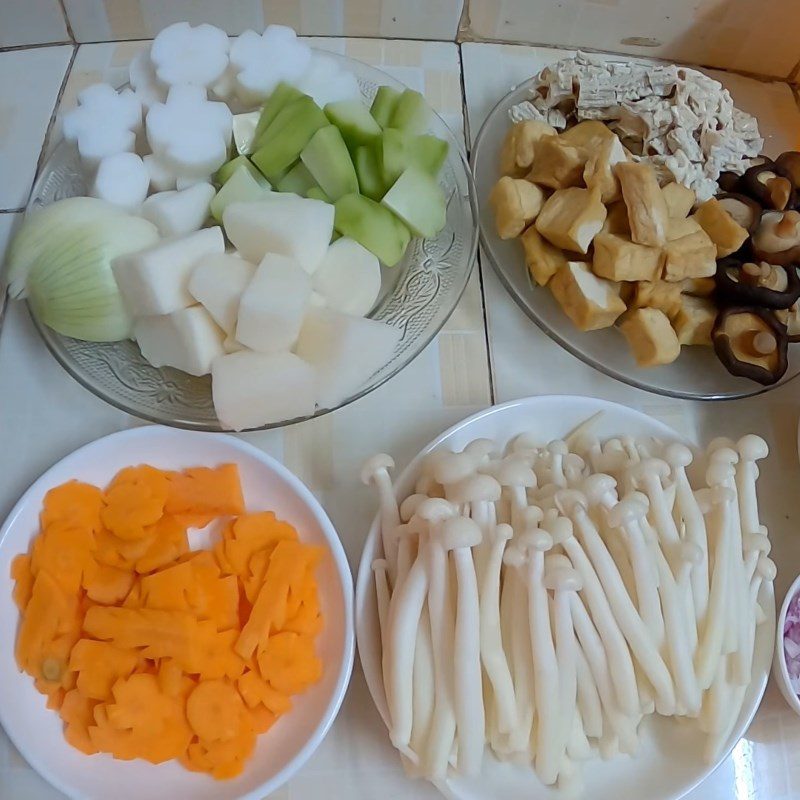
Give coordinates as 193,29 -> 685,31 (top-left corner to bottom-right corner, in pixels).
479,522 -> 518,736
373,558 -> 393,715
441,515 -> 485,777
454,473 -> 501,584
495,457 -> 537,531
575,644 -> 603,739
410,608 -> 436,764
664,443 -> 710,627
398,493 -> 428,586
628,459 -> 681,552
743,526 -> 771,582
415,450 -> 449,497
571,433 -> 604,473
541,508 -> 641,717
564,453 -> 587,487
733,536 -> 772,687
672,538 -> 702,656
362,454 -> 402,581
735,435 -> 769,536
557,490 -> 676,713
416,498 -> 458,778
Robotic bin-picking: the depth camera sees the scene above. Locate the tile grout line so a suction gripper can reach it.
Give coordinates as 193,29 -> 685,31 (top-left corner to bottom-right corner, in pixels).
55,0 -> 77,43
456,43 -> 496,405
0,40 -> 72,54
0,209 -> 24,215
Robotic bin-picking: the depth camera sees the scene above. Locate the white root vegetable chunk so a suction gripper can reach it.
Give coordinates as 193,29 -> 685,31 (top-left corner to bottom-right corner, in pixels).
222,197 -> 334,274
229,25 -> 312,104
298,52 -> 361,108
147,85 -> 232,180
295,308 -> 401,409
129,50 -> 166,110
236,253 -> 311,352
134,305 -> 224,376
62,83 -> 141,171
150,22 -> 230,89
441,517 -> 484,777
188,253 -> 255,335
140,183 -> 215,237
112,226 -> 225,317
211,350 -> 315,430
313,237 -> 382,317
91,152 -> 149,213
143,154 -> 177,193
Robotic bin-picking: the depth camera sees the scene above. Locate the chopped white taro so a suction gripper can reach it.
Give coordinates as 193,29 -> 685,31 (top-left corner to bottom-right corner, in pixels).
135,305 -> 225,376
235,253 -> 311,352
140,183 -> 215,237
112,226 -> 225,317
211,350 -> 316,430
297,53 -> 361,108
509,51 -> 763,198
91,152 -> 149,213
150,22 -> 229,89
62,83 -> 141,171
188,252 -> 255,335
294,308 -> 401,408
146,85 -> 233,180
313,237 -> 381,316
143,153 -> 177,192
175,176 -> 208,190
229,25 -> 312,105
128,50 -> 166,110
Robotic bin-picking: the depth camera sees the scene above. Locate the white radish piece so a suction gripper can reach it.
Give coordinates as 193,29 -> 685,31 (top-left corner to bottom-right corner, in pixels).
441,516 -> 484,777
129,50 -> 166,110
362,454 -> 401,583
150,22 -> 230,89
236,253 -> 311,352
134,305 -> 224,376
229,26 -> 312,104
140,182 -> 215,237
91,152 -> 149,213
222,197 -> 334,273
542,508 -> 640,717
188,253 -> 255,336
298,52 -> 361,108
113,226 -> 225,317
211,350 -> 315,430
478,522 -> 517,736
313,237 -> 382,317
143,153 -> 177,192
295,308 -> 402,408
558,491 -> 676,713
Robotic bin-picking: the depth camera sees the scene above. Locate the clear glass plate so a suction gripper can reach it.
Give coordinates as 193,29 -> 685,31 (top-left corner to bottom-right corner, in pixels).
472,77 -> 800,401
26,51 -> 478,430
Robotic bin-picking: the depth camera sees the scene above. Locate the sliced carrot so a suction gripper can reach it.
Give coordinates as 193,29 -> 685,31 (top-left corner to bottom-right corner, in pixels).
31,520 -> 95,595
83,562 -> 135,605
181,719 -> 255,779
69,639 -> 139,701
186,679 -> 244,742
60,689 -> 99,756
224,512 -> 298,577
101,465 -> 169,541
11,554 -> 34,611
135,516 -> 188,574
237,669 -> 292,715
41,481 -> 104,532
188,552 -> 240,632
258,631 -> 323,695
247,704 -> 278,734
139,560 -> 194,613
165,464 -> 244,520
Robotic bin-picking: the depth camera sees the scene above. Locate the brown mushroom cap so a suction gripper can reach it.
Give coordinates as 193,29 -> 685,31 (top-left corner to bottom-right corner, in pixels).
712,307 -> 788,385
717,171 -> 742,193
752,210 -> 800,265
716,257 -> 800,309
775,151 -> 800,189
715,192 -> 762,233
742,163 -> 795,210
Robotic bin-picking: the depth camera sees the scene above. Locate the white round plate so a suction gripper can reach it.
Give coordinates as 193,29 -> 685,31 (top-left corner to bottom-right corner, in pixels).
355,395 -> 776,800
0,426 -> 355,800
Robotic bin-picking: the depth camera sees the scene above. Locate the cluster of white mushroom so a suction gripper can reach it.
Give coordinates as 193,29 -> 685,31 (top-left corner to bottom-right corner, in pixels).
362,427 -> 774,794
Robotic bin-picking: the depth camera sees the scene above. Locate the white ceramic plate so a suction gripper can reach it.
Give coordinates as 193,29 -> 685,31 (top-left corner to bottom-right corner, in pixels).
355,395 -> 776,800
0,426 -> 355,800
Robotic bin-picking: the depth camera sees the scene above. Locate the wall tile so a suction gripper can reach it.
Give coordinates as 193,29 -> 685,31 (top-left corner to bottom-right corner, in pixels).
0,0 -> 69,47
465,0 -> 800,79
62,0 -> 462,42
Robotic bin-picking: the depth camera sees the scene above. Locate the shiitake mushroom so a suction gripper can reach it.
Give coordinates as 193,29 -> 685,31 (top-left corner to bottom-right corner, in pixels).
775,302 -> 800,342
751,209 -> 800,265
717,171 -> 742,193
712,307 -> 788,384
715,257 -> 800,309
775,151 -> 800,190
715,192 -> 762,234
742,162 -> 795,210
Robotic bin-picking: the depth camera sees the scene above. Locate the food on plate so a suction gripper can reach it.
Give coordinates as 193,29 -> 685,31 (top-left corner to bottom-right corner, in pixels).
509,52 -> 762,200
548,261 -> 626,331
783,592 -> 800,696
712,307 -> 788,384
11,462 -> 324,779
364,427 -> 774,793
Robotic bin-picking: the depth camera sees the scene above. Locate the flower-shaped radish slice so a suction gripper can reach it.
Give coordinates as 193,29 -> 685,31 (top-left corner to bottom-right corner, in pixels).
129,50 -> 166,110
230,25 -> 312,104
150,22 -> 230,88
146,85 -> 232,180
91,152 -> 149,213
298,53 -> 361,108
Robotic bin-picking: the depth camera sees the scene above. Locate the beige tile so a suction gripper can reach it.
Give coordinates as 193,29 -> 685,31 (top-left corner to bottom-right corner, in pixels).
343,38 -> 384,65
378,0 -> 462,39
343,0 -> 382,38
283,414 -> 335,492
0,0 -> 69,47
262,0 -> 303,30
0,46 -> 72,210
438,332 -> 492,406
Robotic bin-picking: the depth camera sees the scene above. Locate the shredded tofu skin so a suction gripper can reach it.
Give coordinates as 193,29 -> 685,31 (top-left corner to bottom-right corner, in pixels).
510,52 -> 763,200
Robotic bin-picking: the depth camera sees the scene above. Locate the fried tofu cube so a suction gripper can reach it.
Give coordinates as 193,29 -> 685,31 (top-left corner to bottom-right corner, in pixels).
628,280 -> 683,319
489,176 -> 547,239
535,187 -> 607,253
519,226 -> 567,286
601,201 -> 631,236
619,308 -> 681,366
528,137 -> 586,189
672,295 -> 716,345
693,197 -> 749,257
680,276 -> 716,297
667,216 -> 703,241
593,232 -> 663,282
616,162 -> 669,246
583,135 -> 627,204
560,120 -> 619,150
499,120 -> 557,177
662,229 -> 717,281
550,261 -> 627,331
662,182 -> 696,218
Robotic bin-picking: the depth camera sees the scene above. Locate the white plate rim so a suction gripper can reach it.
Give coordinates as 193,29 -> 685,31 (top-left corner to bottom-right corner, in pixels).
0,425 -> 355,800
354,394 -> 776,800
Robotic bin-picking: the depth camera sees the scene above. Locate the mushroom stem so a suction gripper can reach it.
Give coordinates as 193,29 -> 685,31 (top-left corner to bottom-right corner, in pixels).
409,607 -> 435,761
575,643 -> 603,739
362,454 -> 402,581
629,459 -> 681,551
734,435 -> 769,536
479,522 -> 517,736
373,559 -> 392,717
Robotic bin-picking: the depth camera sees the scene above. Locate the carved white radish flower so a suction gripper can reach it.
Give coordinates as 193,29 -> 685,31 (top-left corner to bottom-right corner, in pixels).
150,22 -> 230,88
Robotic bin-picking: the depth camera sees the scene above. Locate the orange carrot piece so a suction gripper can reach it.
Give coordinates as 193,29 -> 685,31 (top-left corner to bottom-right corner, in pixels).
11,554 -> 34,611
41,481 -> 104,532
165,464 -> 244,518
224,512 -> 298,577
135,516 -> 188,574
237,669 -> 292,714
101,465 -> 169,541
258,631 -> 323,695
83,562 -> 135,605
60,689 -> 99,756
186,679 -> 244,742
248,704 -> 278,734
69,640 -> 139,701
